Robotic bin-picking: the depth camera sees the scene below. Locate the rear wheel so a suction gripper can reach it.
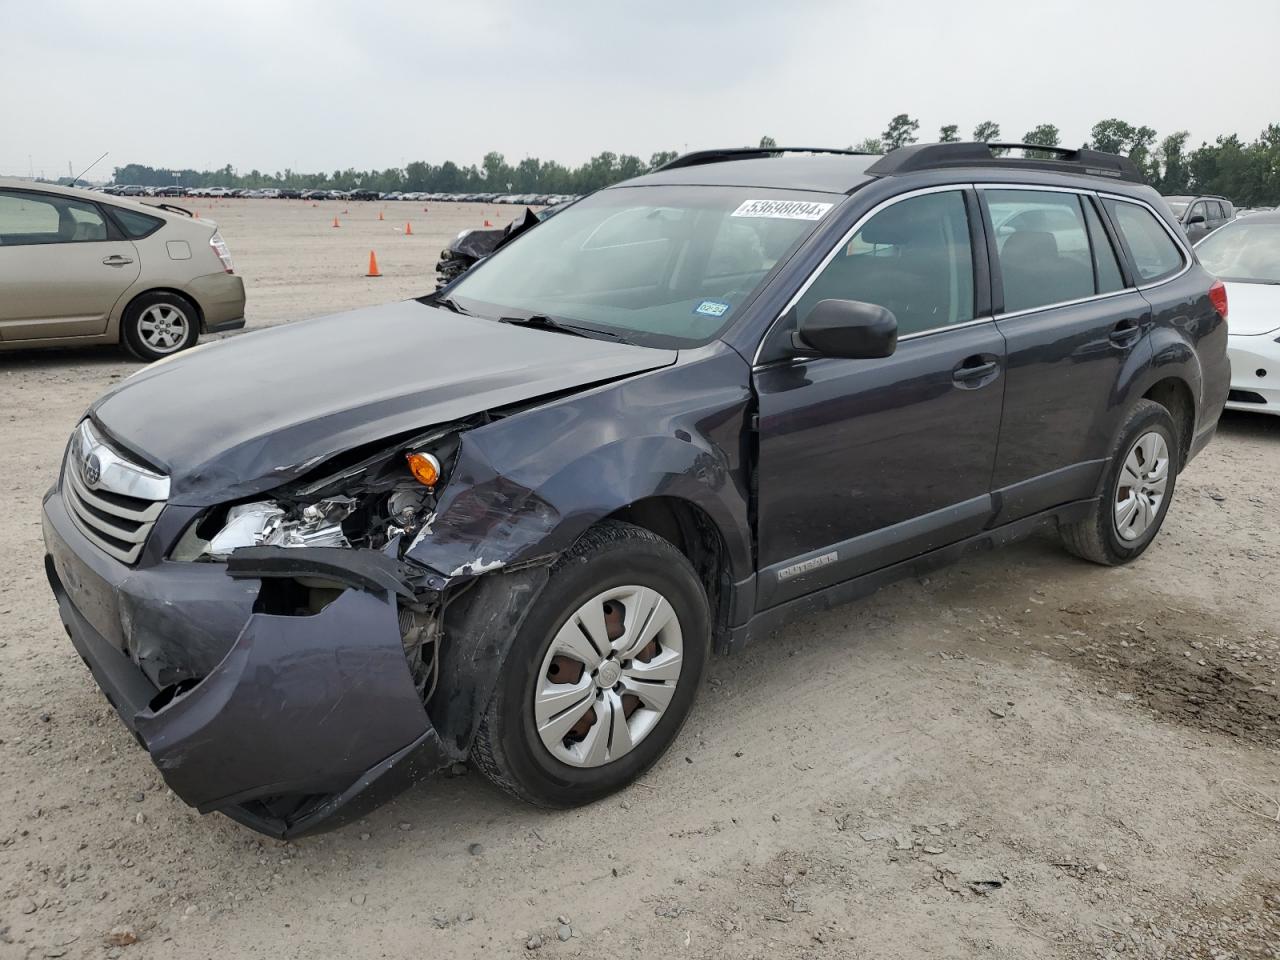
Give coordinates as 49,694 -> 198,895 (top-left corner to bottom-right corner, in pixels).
121,291 -> 199,362
1059,399 -> 1179,565
471,521 -> 710,806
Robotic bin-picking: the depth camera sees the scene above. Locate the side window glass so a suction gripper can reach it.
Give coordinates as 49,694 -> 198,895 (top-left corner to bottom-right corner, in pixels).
66,202 -> 108,241
1189,202 -> 1207,223
112,207 -> 163,239
1082,197 -> 1125,294
795,190 -> 973,337
0,192 -> 108,245
1104,199 -> 1185,282
987,189 -> 1094,312
0,191 -> 60,245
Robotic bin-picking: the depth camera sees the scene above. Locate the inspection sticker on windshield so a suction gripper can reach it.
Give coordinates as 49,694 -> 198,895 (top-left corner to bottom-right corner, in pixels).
731,199 -> 833,220
693,300 -> 731,318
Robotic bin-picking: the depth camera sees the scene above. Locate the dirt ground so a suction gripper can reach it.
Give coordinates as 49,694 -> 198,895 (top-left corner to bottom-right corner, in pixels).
1,199 -> 1277,960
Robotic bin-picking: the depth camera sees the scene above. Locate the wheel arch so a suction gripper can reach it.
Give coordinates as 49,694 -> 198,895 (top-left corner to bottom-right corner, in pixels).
1142,376 -> 1196,466
602,496 -> 733,649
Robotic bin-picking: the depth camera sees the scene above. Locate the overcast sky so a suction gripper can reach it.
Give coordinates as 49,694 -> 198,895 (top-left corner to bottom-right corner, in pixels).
3,0 -> 1277,179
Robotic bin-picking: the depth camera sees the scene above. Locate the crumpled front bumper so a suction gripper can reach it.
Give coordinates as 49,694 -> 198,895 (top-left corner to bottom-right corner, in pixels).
43,489 -> 452,839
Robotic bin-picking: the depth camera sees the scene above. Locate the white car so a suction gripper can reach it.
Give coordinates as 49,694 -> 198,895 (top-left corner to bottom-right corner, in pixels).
1196,212 -> 1280,415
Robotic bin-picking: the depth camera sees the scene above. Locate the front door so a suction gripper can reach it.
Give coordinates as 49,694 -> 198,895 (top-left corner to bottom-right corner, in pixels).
752,188 -> 1006,610
1183,200 -> 1210,244
0,189 -> 139,342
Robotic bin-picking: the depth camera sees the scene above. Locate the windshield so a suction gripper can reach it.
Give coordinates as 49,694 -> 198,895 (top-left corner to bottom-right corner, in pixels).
445,184 -> 839,347
1196,220 -> 1280,283
1165,200 -> 1189,217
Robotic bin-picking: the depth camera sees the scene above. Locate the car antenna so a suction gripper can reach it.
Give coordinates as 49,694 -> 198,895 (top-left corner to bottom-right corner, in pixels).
68,151 -> 109,188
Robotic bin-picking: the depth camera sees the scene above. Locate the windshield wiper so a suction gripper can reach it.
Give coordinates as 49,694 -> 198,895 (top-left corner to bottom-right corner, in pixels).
433,295 -> 470,315
498,314 -> 632,344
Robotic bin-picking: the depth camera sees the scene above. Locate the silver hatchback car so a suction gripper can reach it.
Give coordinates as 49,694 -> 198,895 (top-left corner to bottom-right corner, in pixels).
0,180 -> 245,361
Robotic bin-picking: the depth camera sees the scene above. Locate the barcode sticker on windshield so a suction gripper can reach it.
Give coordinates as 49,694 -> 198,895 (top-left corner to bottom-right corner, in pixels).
731,199 -> 833,220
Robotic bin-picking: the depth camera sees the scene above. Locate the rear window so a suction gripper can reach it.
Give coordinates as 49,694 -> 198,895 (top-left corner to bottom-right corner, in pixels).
987,189 -> 1094,312
111,206 -> 164,238
1104,200 -> 1185,282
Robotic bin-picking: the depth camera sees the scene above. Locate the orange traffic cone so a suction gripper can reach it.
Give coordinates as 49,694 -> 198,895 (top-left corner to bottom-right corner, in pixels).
194,210 -> 200,219
332,216 -> 340,228
483,219 -> 492,227
366,250 -> 382,277
404,222 -> 413,235
378,209 -> 384,221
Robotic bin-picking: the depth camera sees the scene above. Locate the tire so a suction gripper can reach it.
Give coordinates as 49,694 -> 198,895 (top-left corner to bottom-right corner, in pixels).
121,291 -> 199,362
471,520 -> 710,807
1059,399 -> 1180,566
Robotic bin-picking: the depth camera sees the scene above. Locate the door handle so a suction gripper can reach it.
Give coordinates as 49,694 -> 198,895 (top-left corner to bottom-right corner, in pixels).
102,255 -> 134,266
952,355 -> 999,386
1109,319 -> 1141,346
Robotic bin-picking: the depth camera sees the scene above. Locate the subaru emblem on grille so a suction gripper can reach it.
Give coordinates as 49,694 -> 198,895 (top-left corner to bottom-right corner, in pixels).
83,451 -> 102,487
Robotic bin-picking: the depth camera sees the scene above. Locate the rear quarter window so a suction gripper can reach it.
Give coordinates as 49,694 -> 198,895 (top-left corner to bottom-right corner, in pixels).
1103,200 -> 1185,283
110,206 -> 164,239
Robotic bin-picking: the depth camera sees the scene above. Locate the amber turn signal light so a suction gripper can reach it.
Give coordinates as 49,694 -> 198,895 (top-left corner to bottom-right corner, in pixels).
406,451 -> 441,487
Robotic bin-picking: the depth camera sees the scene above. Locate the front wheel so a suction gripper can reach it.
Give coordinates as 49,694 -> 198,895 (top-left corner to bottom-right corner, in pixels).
1059,399 -> 1179,565
471,521 -> 710,807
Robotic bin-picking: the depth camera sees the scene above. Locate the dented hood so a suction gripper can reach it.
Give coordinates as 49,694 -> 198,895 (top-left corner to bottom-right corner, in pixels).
91,299 -> 676,504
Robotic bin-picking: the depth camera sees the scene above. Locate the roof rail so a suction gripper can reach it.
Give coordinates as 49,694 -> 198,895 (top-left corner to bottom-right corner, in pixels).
655,147 -> 875,172
865,142 -> 1144,183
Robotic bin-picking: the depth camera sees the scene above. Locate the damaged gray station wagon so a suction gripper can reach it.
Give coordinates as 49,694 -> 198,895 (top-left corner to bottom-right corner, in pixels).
43,144 -> 1229,838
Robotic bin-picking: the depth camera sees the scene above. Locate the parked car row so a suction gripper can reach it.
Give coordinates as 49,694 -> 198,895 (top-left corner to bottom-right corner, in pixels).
96,184 -> 577,205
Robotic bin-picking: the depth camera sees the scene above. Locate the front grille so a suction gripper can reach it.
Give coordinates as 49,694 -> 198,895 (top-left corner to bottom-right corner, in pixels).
62,421 -> 169,565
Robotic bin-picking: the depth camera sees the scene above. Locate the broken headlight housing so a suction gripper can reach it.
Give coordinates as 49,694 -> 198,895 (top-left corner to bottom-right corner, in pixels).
172,423 -> 467,562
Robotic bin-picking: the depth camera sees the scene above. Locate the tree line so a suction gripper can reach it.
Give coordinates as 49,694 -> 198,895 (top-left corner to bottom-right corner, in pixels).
106,117 -> 1280,206
850,115 -> 1280,207
108,151 -> 680,196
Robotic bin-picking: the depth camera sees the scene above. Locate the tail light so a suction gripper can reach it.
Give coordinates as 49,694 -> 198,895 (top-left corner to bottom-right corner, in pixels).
209,231 -> 235,274
1208,279 -> 1228,322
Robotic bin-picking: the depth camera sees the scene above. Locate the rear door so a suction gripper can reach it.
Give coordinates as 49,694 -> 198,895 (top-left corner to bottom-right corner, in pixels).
982,186 -> 1153,524
752,187 -> 1006,609
0,189 -> 139,342
1208,200 -> 1229,234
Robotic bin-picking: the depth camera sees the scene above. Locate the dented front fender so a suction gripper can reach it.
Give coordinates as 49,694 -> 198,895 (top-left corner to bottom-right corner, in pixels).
404,345 -> 755,584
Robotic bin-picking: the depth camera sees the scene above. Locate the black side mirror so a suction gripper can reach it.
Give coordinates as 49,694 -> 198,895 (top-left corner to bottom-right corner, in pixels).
794,299 -> 898,359
1186,213 -> 1206,225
